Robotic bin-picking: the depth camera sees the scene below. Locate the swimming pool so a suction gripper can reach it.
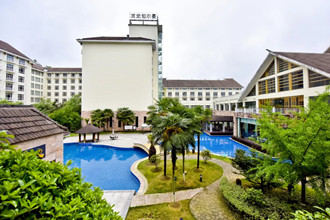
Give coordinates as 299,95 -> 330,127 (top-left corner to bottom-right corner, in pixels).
64,143 -> 148,191
195,133 -> 251,157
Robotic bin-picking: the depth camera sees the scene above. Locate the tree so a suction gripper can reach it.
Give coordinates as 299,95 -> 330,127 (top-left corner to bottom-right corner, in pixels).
150,155 -> 161,172
91,109 -> 105,128
49,107 -> 81,132
0,135 -> 121,219
147,134 -> 157,161
192,106 -> 212,169
103,109 -> 114,130
0,99 -> 23,105
0,131 -> 16,151
34,98 -> 60,115
201,149 -> 211,163
116,107 -> 135,131
257,87 -> 330,203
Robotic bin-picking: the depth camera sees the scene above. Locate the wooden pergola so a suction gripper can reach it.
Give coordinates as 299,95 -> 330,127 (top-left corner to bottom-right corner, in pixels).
75,124 -> 102,143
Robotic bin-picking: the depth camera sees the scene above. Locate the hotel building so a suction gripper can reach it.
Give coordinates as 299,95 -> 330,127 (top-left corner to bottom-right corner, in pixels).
77,13 -> 163,131
163,78 -> 243,109
213,48 -> 330,138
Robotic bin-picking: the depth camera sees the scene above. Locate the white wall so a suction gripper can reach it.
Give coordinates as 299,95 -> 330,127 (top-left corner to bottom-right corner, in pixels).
81,42 -> 154,111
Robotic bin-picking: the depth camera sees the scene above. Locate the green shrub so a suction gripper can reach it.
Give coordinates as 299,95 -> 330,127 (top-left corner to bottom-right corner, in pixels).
244,188 -> 265,206
0,149 -> 122,219
201,149 -> 211,163
220,177 -> 295,220
292,206 -> 330,219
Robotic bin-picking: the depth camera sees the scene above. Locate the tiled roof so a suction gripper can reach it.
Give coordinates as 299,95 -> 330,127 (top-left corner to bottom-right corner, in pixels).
163,78 -> 243,88
46,67 -> 82,72
0,105 -> 67,144
32,63 -> 44,71
0,40 -> 30,60
272,51 -> 330,74
75,124 -> 102,134
77,36 -> 153,41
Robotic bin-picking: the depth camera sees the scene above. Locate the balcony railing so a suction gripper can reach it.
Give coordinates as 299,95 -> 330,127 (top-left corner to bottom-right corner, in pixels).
6,87 -> 13,91
235,107 -> 301,114
6,77 -> 14,82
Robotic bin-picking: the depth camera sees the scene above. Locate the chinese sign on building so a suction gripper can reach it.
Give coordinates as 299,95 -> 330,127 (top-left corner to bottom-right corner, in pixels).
130,13 -> 158,21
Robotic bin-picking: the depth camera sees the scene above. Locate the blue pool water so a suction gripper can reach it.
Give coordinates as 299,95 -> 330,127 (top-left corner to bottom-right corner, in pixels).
64,143 -> 148,191
195,133 -> 251,157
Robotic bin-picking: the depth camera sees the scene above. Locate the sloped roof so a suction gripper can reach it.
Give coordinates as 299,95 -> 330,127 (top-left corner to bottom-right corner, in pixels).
77,36 -> 153,42
46,67 -> 82,72
32,63 -> 44,71
163,78 -> 243,88
0,40 -> 30,60
0,105 -> 67,144
271,51 -> 330,75
75,124 -> 102,134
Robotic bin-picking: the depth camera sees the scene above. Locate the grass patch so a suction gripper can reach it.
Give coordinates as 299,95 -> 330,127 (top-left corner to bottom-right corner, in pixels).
138,159 -> 223,194
211,154 -> 232,164
126,199 -> 195,220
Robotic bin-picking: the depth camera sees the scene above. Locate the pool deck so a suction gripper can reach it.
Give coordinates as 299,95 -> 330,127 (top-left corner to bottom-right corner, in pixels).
102,190 -> 135,219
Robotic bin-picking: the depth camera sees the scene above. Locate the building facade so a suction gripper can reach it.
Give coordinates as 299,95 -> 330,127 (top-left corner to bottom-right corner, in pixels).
77,13 -> 162,131
213,48 -> 330,138
163,78 -> 243,109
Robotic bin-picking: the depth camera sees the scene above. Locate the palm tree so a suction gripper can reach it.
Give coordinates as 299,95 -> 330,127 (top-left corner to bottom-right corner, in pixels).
116,107 -> 135,131
103,109 -> 114,130
147,134 -> 157,161
192,106 -> 212,169
91,109 -> 105,128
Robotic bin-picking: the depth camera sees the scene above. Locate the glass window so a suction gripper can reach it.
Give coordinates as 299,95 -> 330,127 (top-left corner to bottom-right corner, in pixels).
47,73 -> 51,77
55,79 -> 59,84
18,94 -> 24,100
63,85 -> 67,90
71,73 -> 75,77
55,86 -> 59,90
198,92 -> 203,96
79,85 -> 82,90
229,92 -> 232,95
47,92 -> 51,96
63,79 -> 67,84
168,92 -> 172,97
55,73 -> 60,77
6,63 -> 14,71
55,92 -> 59,97
309,70 -> 330,88
47,86 -> 51,90
206,92 -> 210,97
35,84 -> 41,89
71,92 -> 75,96
19,58 -> 25,65
221,92 -> 225,96
175,92 -> 179,97
79,79 -> 82,83
31,97 -> 34,102
190,92 -> 195,96
31,76 -> 35,81
47,79 -> 51,84
63,73 -> 67,77
182,92 -> 187,96
31,83 -> 34,88
71,86 -> 75,90
213,92 -> 218,97
7,54 -> 14,62
63,92 -> 67,96
71,79 -> 75,83
18,76 -> 24,83
31,90 -> 34,95
18,85 -> 24,91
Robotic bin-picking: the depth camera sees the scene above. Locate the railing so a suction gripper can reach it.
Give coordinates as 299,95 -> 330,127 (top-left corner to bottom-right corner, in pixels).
235,107 -> 301,114
6,77 -> 14,82
6,87 -> 13,91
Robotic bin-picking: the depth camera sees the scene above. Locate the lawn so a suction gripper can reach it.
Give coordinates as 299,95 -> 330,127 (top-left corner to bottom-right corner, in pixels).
211,154 -> 232,164
126,199 -> 195,220
138,159 -> 223,194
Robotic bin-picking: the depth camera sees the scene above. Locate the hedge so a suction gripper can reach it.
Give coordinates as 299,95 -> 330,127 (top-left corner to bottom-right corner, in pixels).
220,177 -> 294,220
0,149 -> 122,219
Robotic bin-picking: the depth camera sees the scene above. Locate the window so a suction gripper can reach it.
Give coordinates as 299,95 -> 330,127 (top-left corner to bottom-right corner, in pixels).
206,92 -> 210,97
71,86 -> 75,90
18,94 -> 24,100
278,71 -> 303,92
261,61 -> 275,78
47,92 -> 51,96
278,74 -> 290,92
229,92 -> 232,96
168,92 -> 172,97
63,79 -> 67,84
198,92 -> 202,96
47,73 -> 51,77
7,54 -> 14,62
71,73 -> 75,77
309,70 -> 330,88
63,92 -> 67,96
258,78 -> 275,95
6,73 -> 13,81
47,79 -> 51,84
205,105 -> 210,109
213,92 -> 218,97
31,90 -> 34,95
35,98 -> 40,102
221,92 -> 225,96
291,71 -> 303,90
79,85 -> 82,90
118,120 -> 122,127
31,76 -> 35,81
71,79 -> 75,83
175,92 -> 179,97
79,73 -> 82,77
55,79 -> 59,84
182,92 -> 187,96
206,88 -> 210,90
63,98 -> 67,102
190,92 -> 195,96
144,116 -> 147,123
18,85 -> 24,91
71,92 -> 75,96
19,58 -> 25,65
47,86 -> 51,90
6,63 -> 14,71
54,85 -> 59,90
18,76 -> 24,83
277,58 -> 289,73
55,92 -> 59,97
31,97 -> 34,102
190,97 -> 195,101
55,73 -> 60,77
35,91 -> 40,96
31,83 -> 34,88
6,93 -> 13,101
63,73 -> 67,77
79,79 -> 82,83
55,99 -> 59,103
135,116 -> 139,127
63,85 -> 67,90
35,84 -> 41,89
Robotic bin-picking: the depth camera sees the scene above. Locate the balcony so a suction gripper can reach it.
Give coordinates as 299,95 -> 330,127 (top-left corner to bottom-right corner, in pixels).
234,107 -> 300,114
6,87 -> 13,91
6,77 -> 14,82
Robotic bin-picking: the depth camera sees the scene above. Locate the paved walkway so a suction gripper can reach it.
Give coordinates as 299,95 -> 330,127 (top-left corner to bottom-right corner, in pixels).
102,190 -> 135,219
189,159 -> 242,220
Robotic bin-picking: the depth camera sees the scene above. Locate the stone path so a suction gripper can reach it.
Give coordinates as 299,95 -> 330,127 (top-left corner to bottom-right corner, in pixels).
130,188 -> 202,207
102,190 -> 135,219
189,159 -> 242,220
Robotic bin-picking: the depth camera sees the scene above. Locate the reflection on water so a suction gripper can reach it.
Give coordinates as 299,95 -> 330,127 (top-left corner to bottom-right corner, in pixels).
64,143 -> 148,191
194,133 -> 250,158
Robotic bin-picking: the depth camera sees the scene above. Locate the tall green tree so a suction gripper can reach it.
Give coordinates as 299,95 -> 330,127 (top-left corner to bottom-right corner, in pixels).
192,106 -> 212,169
257,87 -> 330,203
91,109 -> 105,128
34,98 -> 59,115
116,107 -> 135,131
103,109 -> 114,130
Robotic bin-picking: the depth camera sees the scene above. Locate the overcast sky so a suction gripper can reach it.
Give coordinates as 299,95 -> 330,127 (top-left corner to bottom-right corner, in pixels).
1,0 -> 329,87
